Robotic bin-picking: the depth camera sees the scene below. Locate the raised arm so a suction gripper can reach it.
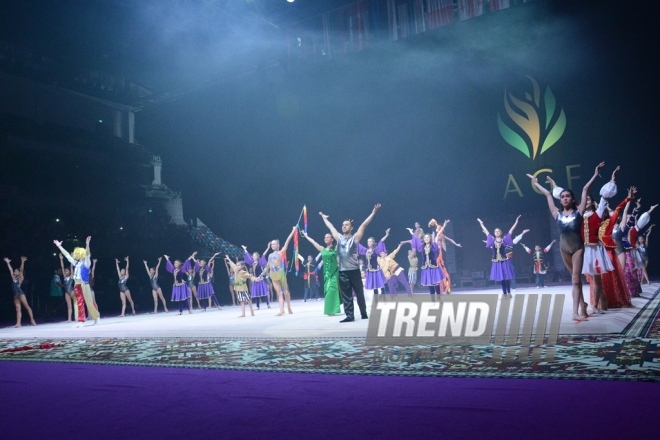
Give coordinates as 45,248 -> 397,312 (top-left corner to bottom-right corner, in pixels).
544,240 -> 556,252
388,243 -> 403,259
444,236 -> 461,247
224,255 -> 237,273
143,260 -> 151,276
3,258 -> 13,277
578,162 -> 605,214
646,225 -> 654,248
636,204 -> 658,231
477,218 -> 490,236
54,240 -> 76,265
508,215 -> 521,236
380,228 -> 390,244
84,236 -> 92,269
91,258 -> 97,278
520,243 -> 531,254
19,256 -> 26,281
354,204 -> 381,243
319,212 -> 341,241
59,254 -> 66,274
280,227 -> 296,253
124,257 -> 130,278
301,231 -> 324,253
115,259 -> 121,278
513,229 -> 529,245
527,174 -> 559,218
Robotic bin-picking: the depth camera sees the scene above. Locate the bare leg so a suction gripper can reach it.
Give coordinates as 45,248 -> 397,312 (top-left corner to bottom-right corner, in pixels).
156,288 -> 168,312
152,290 -> 159,313
248,299 -> 255,316
119,292 -> 127,317
617,252 -> 626,273
561,249 -> 587,321
229,285 -> 236,306
13,297 -> 21,328
592,274 -> 605,313
272,280 -> 285,315
65,293 -> 72,322
191,287 -> 201,309
125,290 -> 136,315
642,261 -> 650,285
239,301 -> 246,317
284,284 -> 293,314
18,295 -> 36,325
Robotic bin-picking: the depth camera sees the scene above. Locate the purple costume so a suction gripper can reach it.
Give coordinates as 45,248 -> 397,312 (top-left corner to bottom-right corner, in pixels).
195,261 -> 215,299
358,241 -> 387,291
486,234 -> 516,281
166,259 -> 192,301
411,235 -> 444,287
244,252 -> 269,298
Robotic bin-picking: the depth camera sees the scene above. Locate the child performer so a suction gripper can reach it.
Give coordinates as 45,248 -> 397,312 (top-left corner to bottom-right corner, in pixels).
4,256 -> 36,327
301,255 -> 321,301
262,228 -> 295,316
186,265 -> 202,310
429,219 -> 463,294
143,257 -> 169,313
359,229 -> 389,297
224,258 -> 237,306
194,253 -> 222,310
527,162 -> 604,321
301,231 -> 341,316
225,256 -> 261,317
622,199 -> 657,295
242,246 -> 270,310
54,237 -> 100,326
598,188 -> 635,308
407,228 -> 444,295
407,248 -> 418,292
379,242 -> 413,295
115,257 -> 136,317
164,254 -> 193,315
59,253 -> 74,322
477,216 -> 520,297
520,240 -> 555,288
637,225 -> 653,285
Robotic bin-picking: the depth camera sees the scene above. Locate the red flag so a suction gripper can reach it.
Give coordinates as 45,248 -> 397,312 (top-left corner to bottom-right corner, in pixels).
427,0 -> 455,29
490,0 -> 510,12
457,0 -> 484,21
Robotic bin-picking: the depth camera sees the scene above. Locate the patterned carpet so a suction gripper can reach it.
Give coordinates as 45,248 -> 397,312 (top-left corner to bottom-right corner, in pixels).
2,287 -> 660,381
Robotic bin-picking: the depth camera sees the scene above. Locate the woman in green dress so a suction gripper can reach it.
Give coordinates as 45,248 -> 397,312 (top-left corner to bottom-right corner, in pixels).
301,231 -> 341,316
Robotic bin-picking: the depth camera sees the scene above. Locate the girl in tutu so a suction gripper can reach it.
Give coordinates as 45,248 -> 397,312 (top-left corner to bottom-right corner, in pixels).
194,253 -> 221,311
164,254 -> 193,315
242,247 -> 270,310
407,227 -> 444,295
358,229 -> 390,297
477,216 -> 521,298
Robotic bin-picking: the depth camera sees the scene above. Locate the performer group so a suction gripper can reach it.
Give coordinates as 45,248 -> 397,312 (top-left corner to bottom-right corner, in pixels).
4,163 -> 655,327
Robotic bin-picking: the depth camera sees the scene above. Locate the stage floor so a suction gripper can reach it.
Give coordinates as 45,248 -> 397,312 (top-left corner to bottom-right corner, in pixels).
1,282 -> 658,339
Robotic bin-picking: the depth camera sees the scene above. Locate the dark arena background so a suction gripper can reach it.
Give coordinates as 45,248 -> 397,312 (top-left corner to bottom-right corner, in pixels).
1,1 -> 659,439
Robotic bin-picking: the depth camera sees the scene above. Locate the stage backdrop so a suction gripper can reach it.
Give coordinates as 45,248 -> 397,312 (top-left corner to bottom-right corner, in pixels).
139,1 -> 658,281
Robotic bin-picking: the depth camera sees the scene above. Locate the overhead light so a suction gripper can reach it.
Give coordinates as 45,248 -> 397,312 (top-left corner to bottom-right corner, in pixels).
287,0 -> 294,3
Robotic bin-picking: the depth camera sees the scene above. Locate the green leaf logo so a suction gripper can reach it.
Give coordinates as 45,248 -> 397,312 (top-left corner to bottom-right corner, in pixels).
498,77 -> 567,159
